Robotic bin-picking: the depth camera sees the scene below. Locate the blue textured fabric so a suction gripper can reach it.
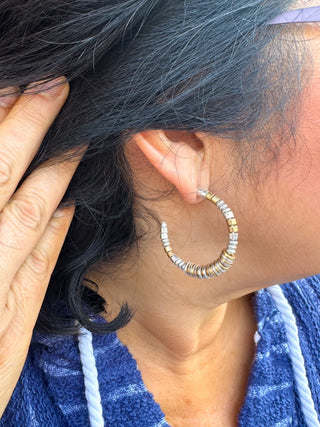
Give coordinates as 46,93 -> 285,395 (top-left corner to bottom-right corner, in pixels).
1,274 -> 320,426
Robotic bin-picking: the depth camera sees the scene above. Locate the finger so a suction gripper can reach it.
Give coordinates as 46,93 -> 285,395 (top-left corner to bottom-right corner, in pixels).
0,77 -> 69,209
1,205 -> 75,337
5,206 -> 75,333
0,206 -> 74,417
0,87 -> 21,123
0,151 -> 83,300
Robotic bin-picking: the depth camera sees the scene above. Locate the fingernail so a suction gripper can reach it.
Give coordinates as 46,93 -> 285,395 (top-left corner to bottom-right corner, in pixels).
25,76 -> 68,99
0,86 -> 20,107
52,205 -> 75,220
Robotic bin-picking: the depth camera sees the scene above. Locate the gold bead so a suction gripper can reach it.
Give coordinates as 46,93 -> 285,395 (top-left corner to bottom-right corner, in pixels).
210,195 -> 221,205
206,264 -> 218,277
221,249 -> 235,261
219,260 -> 229,270
164,245 -> 173,253
220,253 -> 233,264
219,258 -> 233,268
219,260 -> 232,269
196,266 -> 203,277
227,218 -> 237,226
210,264 -> 219,276
214,262 -> 225,273
228,225 -> 239,233
187,263 -> 197,275
225,250 -> 235,259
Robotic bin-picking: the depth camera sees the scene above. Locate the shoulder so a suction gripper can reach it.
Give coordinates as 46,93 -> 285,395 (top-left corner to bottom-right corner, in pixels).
275,274 -> 320,355
278,274 -> 320,409
280,274 -> 320,320
0,343 -> 67,426
1,331 -> 88,426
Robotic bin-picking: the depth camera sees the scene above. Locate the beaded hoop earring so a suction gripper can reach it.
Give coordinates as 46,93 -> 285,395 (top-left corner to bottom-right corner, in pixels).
160,189 -> 238,279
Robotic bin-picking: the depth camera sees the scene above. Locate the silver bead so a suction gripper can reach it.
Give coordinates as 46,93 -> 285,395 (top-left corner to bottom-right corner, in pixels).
227,247 -> 236,254
229,232 -> 238,240
162,239 -> 170,247
197,189 -> 208,198
224,211 -> 234,219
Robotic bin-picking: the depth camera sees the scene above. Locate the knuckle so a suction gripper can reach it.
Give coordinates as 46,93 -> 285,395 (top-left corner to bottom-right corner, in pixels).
26,248 -> 50,277
0,151 -> 14,186
6,193 -> 46,231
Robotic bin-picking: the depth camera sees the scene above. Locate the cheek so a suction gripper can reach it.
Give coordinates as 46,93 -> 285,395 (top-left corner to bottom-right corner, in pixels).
265,61 -> 320,275
285,72 -> 320,209
227,31 -> 320,282
288,25 -> 320,198
242,60 -> 320,279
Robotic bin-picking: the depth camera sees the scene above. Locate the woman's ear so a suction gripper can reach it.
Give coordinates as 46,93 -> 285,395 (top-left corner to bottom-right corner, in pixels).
130,129 -> 211,204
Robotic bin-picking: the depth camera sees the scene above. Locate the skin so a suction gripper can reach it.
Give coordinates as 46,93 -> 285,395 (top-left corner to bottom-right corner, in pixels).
0,78 -> 79,417
88,19 -> 320,427
0,0 -> 319,425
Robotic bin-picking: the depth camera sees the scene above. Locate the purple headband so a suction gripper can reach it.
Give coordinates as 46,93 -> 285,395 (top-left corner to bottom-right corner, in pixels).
267,6 -> 320,25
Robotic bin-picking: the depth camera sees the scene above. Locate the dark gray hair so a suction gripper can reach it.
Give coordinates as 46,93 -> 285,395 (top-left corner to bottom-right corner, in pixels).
0,0 -> 308,334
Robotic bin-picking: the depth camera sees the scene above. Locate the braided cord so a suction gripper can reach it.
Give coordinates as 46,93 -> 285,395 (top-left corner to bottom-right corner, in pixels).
78,327 -> 104,427
267,285 -> 320,427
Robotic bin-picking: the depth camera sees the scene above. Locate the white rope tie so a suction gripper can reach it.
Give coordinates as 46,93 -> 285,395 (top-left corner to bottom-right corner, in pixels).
267,285 -> 320,427
78,326 -> 104,427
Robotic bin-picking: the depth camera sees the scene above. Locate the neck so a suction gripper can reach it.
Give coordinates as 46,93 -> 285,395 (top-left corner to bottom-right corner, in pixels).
116,294 -> 256,366
87,248 -> 257,365
87,262 -> 257,424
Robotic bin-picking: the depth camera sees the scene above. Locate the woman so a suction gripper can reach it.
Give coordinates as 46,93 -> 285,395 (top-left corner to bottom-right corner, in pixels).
0,0 -> 320,425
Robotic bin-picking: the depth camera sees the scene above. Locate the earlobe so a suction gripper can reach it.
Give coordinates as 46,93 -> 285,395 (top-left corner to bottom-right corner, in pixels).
131,129 -> 210,204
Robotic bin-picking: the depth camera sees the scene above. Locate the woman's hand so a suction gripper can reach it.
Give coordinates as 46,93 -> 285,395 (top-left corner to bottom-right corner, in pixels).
0,77 -> 79,417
